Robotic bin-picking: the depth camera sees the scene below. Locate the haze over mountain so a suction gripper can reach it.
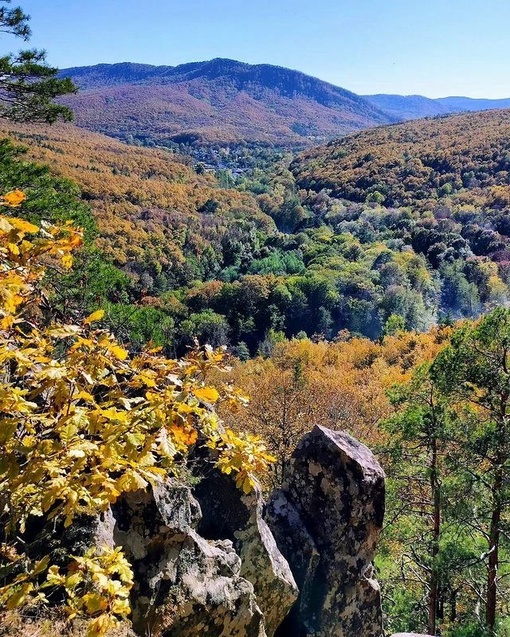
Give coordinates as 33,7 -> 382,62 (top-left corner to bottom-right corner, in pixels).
58,58 -> 395,146
364,93 -> 510,121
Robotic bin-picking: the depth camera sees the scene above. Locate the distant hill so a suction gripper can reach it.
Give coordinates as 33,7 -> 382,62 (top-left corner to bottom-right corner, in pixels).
58,59 -> 395,146
437,96 -> 510,111
365,93 -> 510,121
362,94 -> 450,120
291,109 -> 510,207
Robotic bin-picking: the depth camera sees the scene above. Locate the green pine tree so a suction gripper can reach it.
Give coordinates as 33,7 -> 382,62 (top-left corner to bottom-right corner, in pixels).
0,1 -> 76,122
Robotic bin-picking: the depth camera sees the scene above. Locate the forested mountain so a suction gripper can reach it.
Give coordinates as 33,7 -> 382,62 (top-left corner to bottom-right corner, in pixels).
365,93 -> 510,121
59,59 -> 510,148
4,108 -> 510,355
58,59 -> 395,146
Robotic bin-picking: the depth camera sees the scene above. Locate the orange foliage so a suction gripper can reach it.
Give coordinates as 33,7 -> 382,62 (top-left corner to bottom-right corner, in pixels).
221,327 -> 451,486
0,122 -> 272,273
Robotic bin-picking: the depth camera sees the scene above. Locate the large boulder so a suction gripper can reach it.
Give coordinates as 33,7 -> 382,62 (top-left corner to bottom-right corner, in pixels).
111,481 -> 267,637
266,425 -> 385,637
194,470 -> 299,636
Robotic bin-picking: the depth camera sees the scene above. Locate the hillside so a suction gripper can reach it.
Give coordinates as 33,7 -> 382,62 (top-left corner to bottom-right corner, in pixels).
0,121 -> 272,278
58,59 -> 394,146
291,109 -> 510,206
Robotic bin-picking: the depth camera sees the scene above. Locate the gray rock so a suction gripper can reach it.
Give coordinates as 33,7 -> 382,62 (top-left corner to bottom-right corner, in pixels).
266,425 -> 385,637
194,470 -> 299,636
111,481 -> 267,637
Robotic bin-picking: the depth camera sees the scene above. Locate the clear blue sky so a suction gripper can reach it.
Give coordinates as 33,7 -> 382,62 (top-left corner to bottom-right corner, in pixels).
9,0 -> 510,98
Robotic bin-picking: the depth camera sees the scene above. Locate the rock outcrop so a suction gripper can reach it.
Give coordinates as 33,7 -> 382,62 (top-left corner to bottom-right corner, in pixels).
194,471 -> 299,636
86,425 -> 386,636
266,425 -> 385,637
111,482 -> 267,637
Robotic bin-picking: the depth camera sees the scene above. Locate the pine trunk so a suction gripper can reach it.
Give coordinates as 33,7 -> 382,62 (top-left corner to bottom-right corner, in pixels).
486,467 -> 502,633
428,438 -> 440,636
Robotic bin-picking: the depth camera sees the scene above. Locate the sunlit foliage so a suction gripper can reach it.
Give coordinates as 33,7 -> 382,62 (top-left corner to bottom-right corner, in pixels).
0,198 -> 273,635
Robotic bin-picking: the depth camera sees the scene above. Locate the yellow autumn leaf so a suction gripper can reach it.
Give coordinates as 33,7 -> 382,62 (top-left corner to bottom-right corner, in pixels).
136,372 -> 156,387
87,613 -> 115,637
2,189 -> 27,208
65,572 -> 82,589
36,364 -> 68,380
76,390 -> 95,403
156,428 -> 177,458
109,345 -> 128,360
0,315 -> 14,330
84,309 -> 105,325
6,582 -> 33,609
115,470 -> 148,493
61,252 -> 73,269
31,555 -> 50,577
240,473 -> 255,494
47,325 -> 81,338
194,386 -> 220,403
0,216 -> 13,232
83,592 -> 109,614
171,424 -> 198,448
112,597 -> 131,616
45,565 -> 65,587
9,216 -> 37,233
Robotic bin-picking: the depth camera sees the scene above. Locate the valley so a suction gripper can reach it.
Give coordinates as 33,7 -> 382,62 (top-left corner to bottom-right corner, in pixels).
4,107 -> 510,356
3,22 -> 510,635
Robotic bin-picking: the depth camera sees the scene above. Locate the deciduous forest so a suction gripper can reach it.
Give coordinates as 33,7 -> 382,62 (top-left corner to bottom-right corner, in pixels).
2,3 -> 510,636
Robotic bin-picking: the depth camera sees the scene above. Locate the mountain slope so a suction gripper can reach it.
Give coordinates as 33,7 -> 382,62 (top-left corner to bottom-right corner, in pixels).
58,59 -> 395,145
0,120 -> 271,279
291,109 -> 510,207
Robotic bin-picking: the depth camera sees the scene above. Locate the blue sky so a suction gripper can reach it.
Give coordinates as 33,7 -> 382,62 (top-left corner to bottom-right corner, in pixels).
9,0 -> 510,98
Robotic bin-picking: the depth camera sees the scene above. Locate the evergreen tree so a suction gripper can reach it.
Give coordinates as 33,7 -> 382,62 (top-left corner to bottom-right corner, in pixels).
431,308 -> 510,634
0,1 -> 76,122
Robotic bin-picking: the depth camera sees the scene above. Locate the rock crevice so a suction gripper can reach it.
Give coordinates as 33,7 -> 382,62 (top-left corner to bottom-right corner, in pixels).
266,426 -> 385,637
91,425 -> 386,637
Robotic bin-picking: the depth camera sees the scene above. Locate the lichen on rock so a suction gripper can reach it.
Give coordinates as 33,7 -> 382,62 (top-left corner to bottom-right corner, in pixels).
110,482 -> 267,637
266,425 -> 385,637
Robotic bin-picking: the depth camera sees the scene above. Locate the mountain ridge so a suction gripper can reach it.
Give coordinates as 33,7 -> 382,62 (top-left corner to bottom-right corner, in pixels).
58,58 -> 395,145
59,58 -> 510,147
364,93 -> 510,121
